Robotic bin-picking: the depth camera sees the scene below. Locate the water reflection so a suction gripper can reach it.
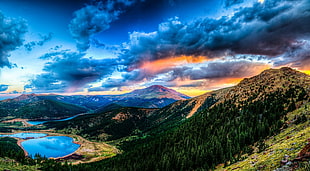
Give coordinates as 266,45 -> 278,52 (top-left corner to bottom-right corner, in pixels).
21,136 -> 80,158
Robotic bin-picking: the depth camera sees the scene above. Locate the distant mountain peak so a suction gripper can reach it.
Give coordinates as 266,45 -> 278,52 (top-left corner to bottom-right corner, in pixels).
8,93 -> 39,102
19,93 -> 37,97
148,85 -> 170,90
127,85 -> 190,100
145,85 -> 177,93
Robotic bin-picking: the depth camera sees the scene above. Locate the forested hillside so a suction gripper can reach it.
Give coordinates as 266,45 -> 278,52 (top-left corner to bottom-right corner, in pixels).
0,99 -> 87,120
46,107 -> 158,141
16,100 -> 88,119
70,67 -> 310,170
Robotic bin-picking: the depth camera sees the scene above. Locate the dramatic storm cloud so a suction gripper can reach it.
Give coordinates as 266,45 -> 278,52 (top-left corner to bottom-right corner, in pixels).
0,11 -> 27,68
99,60 -> 270,89
168,60 -> 269,81
92,0 -> 309,90
1,0 -> 309,95
273,40 -> 310,69
26,51 -> 117,92
69,0 -> 139,52
121,0 -> 310,70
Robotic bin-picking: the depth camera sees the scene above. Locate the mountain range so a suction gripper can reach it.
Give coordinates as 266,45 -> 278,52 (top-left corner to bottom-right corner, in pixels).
0,67 -> 309,170
46,67 -> 310,141
0,85 -> 190,120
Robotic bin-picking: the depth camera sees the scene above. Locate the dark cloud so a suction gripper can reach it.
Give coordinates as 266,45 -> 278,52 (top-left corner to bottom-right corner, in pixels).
224,0 -> 244,8
120,0 -> 310,70
24,33 -> 53,51
0,12 -> 27,68
273,40 -> 310,69
69,0 -> 140,52
26,51 -> 118,92
168,60 -> 269,81
96,60 -> 269,90
26,73 -> 68,91
0,84 -> 9,92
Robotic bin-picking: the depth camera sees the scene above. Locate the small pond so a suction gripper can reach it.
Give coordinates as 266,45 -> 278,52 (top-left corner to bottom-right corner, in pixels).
21,136 -> 80,158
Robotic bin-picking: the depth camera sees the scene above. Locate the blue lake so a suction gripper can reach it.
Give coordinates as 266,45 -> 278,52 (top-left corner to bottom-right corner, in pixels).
27,115 -> 80,125
21,136 -> 80,158
0,132 -> 47,139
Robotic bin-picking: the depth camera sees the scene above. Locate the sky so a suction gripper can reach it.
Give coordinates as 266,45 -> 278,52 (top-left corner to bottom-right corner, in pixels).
0,0 -> 309,98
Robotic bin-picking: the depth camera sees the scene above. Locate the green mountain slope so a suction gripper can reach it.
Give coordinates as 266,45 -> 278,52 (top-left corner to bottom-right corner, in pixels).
15,100 -> 87,119
48,85 -> 226,141
72,67 -> 310,170
221,103 -> 310,170
46,107 -> 157,141
45,91 -> 218,141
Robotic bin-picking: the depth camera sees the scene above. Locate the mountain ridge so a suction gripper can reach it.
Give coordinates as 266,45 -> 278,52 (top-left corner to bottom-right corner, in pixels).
16,99 -> 87,119
0,85 -> 190,120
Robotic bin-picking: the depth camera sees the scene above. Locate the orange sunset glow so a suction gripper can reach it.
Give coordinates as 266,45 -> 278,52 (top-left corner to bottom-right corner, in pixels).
139,55 -> 208,74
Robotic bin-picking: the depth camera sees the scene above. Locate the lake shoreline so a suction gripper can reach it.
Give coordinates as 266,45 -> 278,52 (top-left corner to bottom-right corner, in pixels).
17,139 -> 28,156
0,131 -> 119,164
20,135 -> 80,159
1,132 -> 80,159
51,137 -> 82,160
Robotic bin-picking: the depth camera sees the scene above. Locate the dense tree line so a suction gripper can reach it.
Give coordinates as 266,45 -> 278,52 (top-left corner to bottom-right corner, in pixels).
0,137 -> 29,163
16,100 -> 87,119
46,107 -> 157,141
0,99 -> 87,120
